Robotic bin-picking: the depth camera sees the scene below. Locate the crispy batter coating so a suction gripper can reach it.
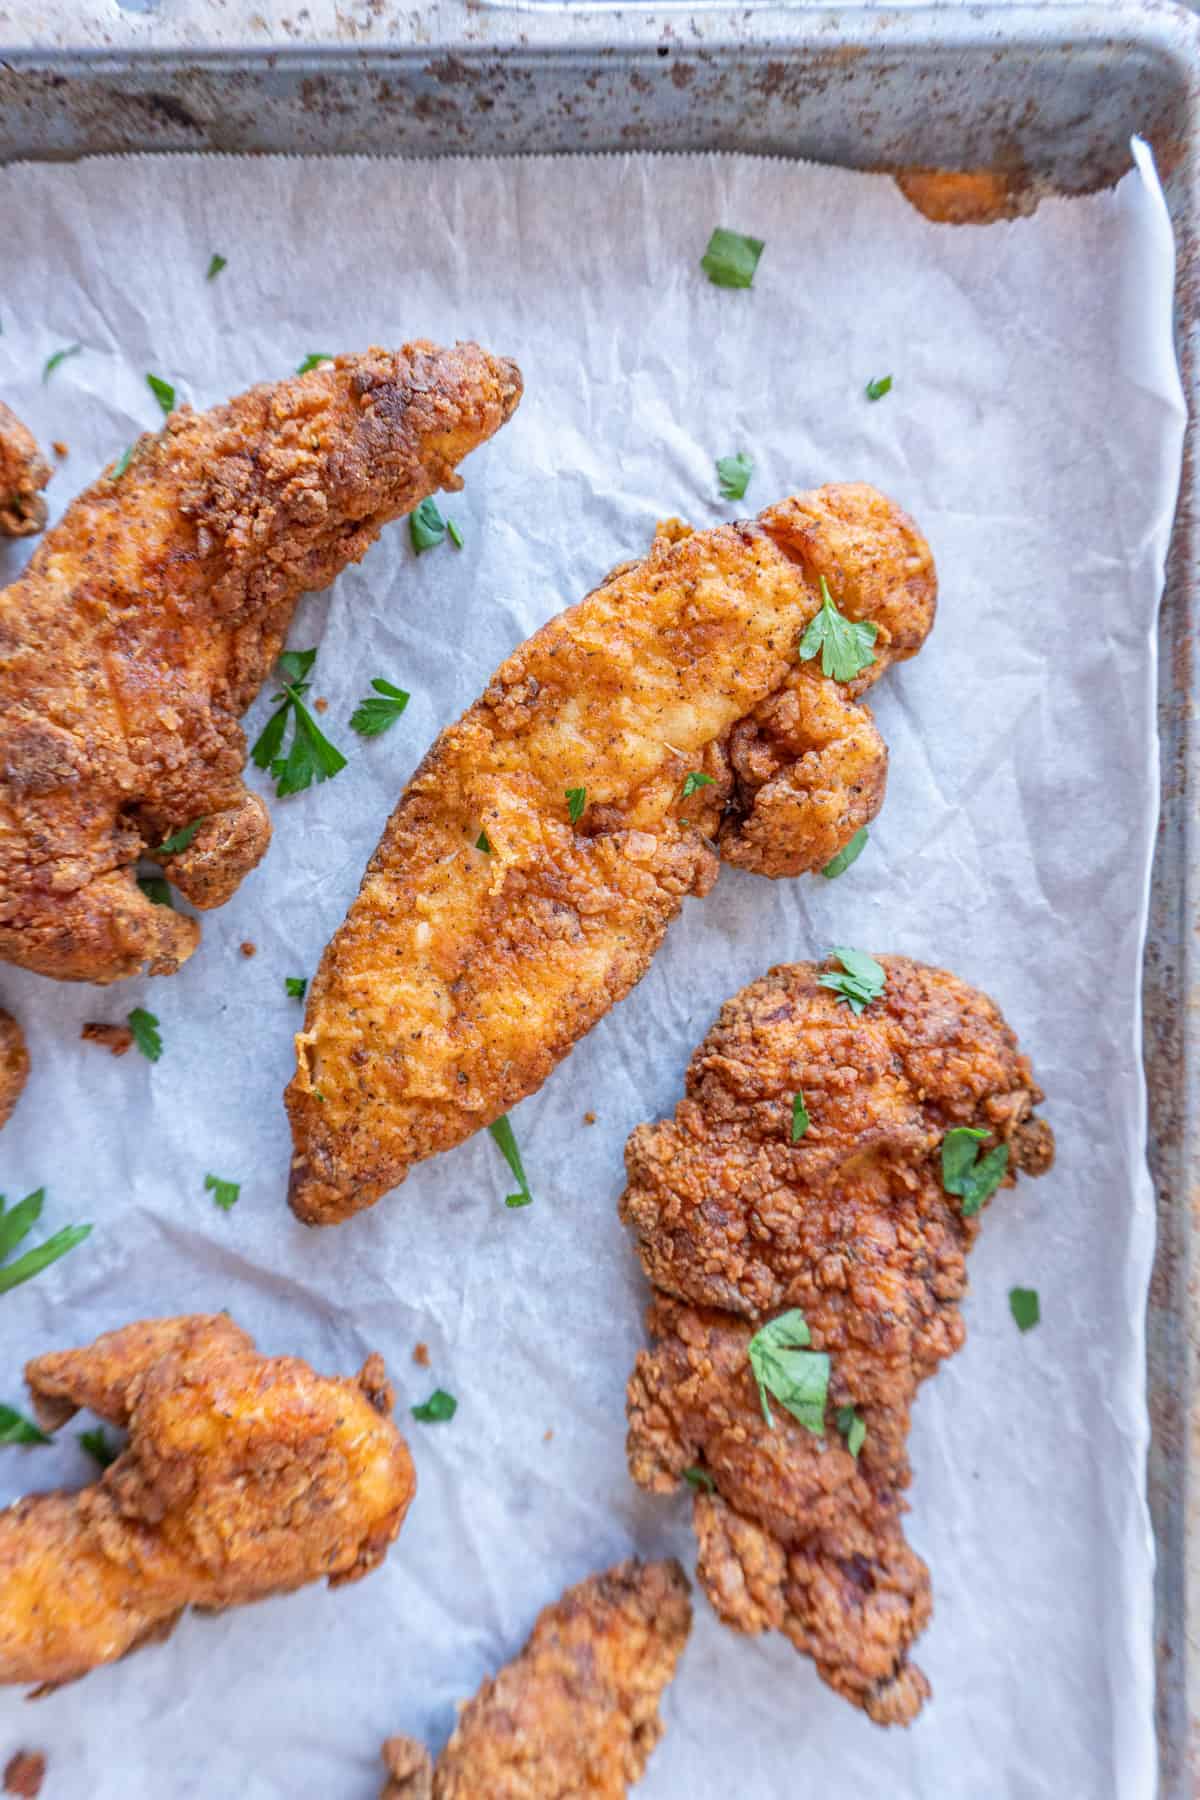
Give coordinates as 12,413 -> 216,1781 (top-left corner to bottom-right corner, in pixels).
0,1006 -> 29,1130
0,343 -> 521,985
0,403 -> 51,539
380,1559 -> 692,1799
0,1315 -> 415,1689
621,957 -> 1054,1726
288,484 -> 936,1224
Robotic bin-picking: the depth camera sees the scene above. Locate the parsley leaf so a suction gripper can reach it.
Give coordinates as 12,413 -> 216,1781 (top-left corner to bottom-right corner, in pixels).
285,976 -> 307,1001
747,1308 -> 829,1434
350,678 -> 410,738
716,452 -> 753,500
476,829 -> 492,854
79,1426 -> 118,1467
681,771 -> 713,799
791,1092 -> 809,1142
278,648 -> 317,684
447,518 -> 464,549
818,947 -> 886,1016
146,373 -> 175,416
836,1405 -> 867,1457
821,826 -> 869,880
205,1174 -> 240,1213
206,253 -> 227,281
251,650 -> 347,799
683,1466 -> 716,1493
488,1114 -> 533,1208
411,1388 -> 456,1423
566,786 -> 587,824
0,1190 -> 91,1294
941,1127 -> 1010,1217
111,443 -> 136,481
410,496 -> 447,554
155,818 -> 203,858
1009,1287 -> 1040,1332
865,375 -> 893,402
0,1406 -> 50,1446
797,577 -> 878,683
296,353 -> 333,375
128,1008 -> 162,1063
701,229 -> 764,289
43,343 -> 81,382
137,876 -> 173,909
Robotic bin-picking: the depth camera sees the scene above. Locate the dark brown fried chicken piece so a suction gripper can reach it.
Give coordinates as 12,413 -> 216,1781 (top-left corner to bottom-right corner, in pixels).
381,1559 -> 692,1798
0,343 -> 521,984
622,957 -> 1054,1726
0,403 -> 51,539
0,1315 -> 416,1689
0,1006 -> 29,1129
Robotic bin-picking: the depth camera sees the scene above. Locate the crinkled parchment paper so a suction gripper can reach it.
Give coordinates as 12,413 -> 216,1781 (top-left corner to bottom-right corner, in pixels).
0,142 -> 1184,1799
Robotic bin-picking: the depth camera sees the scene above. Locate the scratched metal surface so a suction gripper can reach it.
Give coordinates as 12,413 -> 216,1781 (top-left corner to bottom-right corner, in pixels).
1,2 -> 1197,1792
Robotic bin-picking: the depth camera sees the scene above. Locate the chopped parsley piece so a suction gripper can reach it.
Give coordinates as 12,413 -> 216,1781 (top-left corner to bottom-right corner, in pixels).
821,826 -> 869,880
566,786 -> 587,824
798,576 -> 878,683
0,1406 -> 49,1446
111,443 -> 136,481
476,829 -> 492,854
206,253 -> 227,281
836,1405 -> 867,1457
701,228 -> 764,289
448,519 -> 464,548
128,1008 -> 162,1063
716,452 -> 753,500
488,1114 -> 533,1208
205,1174 -> 240,1213
251,648 -> 347,799
137,876 -> 173,908
941,1127 -> 1010,1218
296,353 -> 333,375
681,771 -> 714,799
155,818 -> 203,858
43,343 -> 81,382
865,374 -> 893,402
411,1388 -> 457,1423
747,1308 -> 830,1434
0,1189 -> 92,1295
79,1426 -> 118,1467
818,948 -> 886,1016
146,373 -> 175,416
350,678 -> 410,738
791,1092 -> 810,1142
1009,1287 -> 1040,1332
285,976 -> 308,1001
410,496 -> 448,554
683,1466 -> 716,1493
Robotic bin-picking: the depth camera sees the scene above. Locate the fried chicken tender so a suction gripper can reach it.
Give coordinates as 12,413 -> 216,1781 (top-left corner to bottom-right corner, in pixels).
380,1558 -> 691,1799
0,343 -> 522,984
0,1006 -> 29,1129
288,484 -> 936,1224
0,403 -> 51,539
621,957 -> 1054,1726
0,1314 -> 415,1689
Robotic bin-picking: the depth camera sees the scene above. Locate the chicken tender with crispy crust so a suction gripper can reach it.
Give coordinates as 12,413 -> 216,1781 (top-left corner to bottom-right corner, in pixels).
622,957 -> 1053,1726
288,484 -> 936,1226
0,1007 -> 29,1129
381,1559 -> 691,1799
0,1314 -> 415,1689
0,343 -> 521,985
0,403 -> 51,539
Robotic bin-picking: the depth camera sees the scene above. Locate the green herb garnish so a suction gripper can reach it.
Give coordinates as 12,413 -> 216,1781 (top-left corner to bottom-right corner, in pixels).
681,771 -> 714,799
836,1405 -> 867,1457
701,229 -> 764,289
79,1426 -> 118,1467
797,576 -> 878,683
791,1092 -> 809,1142
747,1308 -> 830,1434
716,452 -> 753,500
448,519 -> 464,549
489,1114 -> 533,1209
43,343 -> 81,382
411,1388 -> 457,1423
821,826 -> 869,880
155,818 -> 203,858
476,829 -> 492,854
683,1466 -> 716,1493
128,1008 -> 162,1063
111,443 -> 136,481
250,648 -> 347,799
206,253 -> 227,281
205,1174 -> 240,1213
0,1190 -> 91,1295
865,375 -> 893,402
0,1406 -> 50,1445
350,678 -> 410,738
146,373 -> 175,416
941,1127 -> 1009,1218
296,353 -> 333,375
285,976 -> 307,1001
410,496 -> 447,554
818,948 -> 886,1016
137,876 -> 173,909
1009,1287 -> 1040,1332
566,787 -> 587,824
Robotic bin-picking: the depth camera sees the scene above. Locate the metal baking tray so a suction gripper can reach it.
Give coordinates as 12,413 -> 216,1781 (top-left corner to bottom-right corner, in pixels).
2,1 -> 1198,1789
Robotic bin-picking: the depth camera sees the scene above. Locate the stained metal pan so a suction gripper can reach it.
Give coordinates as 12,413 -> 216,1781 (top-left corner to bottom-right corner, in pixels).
2,2 -> 1198,1789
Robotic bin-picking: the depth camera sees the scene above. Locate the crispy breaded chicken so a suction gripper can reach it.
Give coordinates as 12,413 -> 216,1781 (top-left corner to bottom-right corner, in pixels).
0,1006 -> 29,1129
621,957 -> 1053,1726
0,343 -> 521,984
0,403 -> 51,539
288,484 -> 936,1224
380,1559 -> 691,1799
0,1314 -> 415,1689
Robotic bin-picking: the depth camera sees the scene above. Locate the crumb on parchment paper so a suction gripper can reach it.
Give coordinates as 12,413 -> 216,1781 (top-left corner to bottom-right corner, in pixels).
543,1428 -> 554,1443
4,1750 -> 46,1798
52,441 -> 68,459
583,1111 -> 596,1125
314,697 -> 328,713
240,941 -> 256,958
81,1022 -> 134,1057
413,1342 -> 430,1368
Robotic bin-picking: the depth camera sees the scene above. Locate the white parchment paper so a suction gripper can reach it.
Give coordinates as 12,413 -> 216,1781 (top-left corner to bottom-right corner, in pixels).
0,144 -> 1185,1799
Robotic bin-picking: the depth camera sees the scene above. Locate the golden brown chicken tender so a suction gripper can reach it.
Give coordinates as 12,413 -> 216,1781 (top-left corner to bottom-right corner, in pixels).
622,957 -> 1053,1726
0,1314 -> 416,1689
0,343 -> 521,985
288,484 -> 936,1225
0,403 -> 51,539
0,1007 -> 29,1129
380,1559 -> 691,1799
